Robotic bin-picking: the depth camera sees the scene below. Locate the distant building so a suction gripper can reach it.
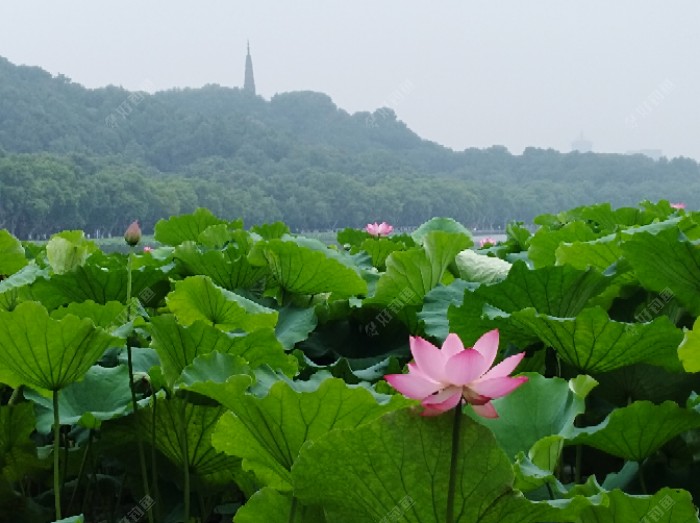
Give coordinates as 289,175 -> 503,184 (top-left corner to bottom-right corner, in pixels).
626,149 -> 663,161
244,41 -> 256,95
571,133 -> 592,153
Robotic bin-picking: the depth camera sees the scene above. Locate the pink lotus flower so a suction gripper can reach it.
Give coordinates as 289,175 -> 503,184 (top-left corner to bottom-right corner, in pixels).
671,202 -> 686,210
143,246 -> 153,253
385,330 -> 527,418
366,222 -> 393,237
479,237 -> 497,247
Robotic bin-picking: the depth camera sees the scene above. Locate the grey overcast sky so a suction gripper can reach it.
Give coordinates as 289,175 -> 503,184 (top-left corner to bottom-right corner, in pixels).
1,1 -> 699,160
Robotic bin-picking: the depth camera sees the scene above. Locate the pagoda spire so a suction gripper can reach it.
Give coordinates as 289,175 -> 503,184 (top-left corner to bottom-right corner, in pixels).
244,41 -> 256,95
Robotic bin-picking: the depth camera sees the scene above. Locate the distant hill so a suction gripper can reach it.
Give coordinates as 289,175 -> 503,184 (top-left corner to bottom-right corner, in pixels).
0,56 -> 698,237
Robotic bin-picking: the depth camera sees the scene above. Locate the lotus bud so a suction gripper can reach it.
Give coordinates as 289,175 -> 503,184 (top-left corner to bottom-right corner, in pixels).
124,220 -> 142,246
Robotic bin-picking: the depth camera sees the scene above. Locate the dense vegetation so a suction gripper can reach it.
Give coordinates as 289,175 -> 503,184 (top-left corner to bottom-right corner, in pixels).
1,202 -> 700,522
1,56 -> 700,238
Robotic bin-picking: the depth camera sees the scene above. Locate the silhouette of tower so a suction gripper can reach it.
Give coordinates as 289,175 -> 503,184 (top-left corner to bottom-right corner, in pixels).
244,41 -> 256,95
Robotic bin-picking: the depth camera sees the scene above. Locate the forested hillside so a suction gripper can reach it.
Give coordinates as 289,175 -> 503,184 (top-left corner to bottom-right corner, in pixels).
1,56 -> 698,237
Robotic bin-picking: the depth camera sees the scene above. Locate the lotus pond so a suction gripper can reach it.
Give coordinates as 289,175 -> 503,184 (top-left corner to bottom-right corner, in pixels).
0,201 -> 699,522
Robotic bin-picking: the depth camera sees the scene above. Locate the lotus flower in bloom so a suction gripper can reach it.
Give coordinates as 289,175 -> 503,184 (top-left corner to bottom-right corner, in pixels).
385,330 -> 527,417
366,221 -> 393,237
479,236 -> 497,248
671,202 -> 686,210
124,220 -> 142,246
143,246 -> 153,253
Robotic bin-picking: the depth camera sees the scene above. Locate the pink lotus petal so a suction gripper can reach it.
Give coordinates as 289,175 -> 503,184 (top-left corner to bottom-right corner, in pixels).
421,387 -> 462,414
472,401 -> 499,419
469,376 -> 528,399
444,349 -> 489,386
441,333 -> 465,359
479,352 -> 525,381
385,373 -> 442,400
472,329 -> 500,368
411,336 -> 448,383
671,202 -> 686,210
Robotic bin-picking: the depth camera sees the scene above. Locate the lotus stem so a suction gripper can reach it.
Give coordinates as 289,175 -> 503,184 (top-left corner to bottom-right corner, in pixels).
68,429 -> 93,513
126,248 -> 155,523
8,385 -> 21,405
638,461 -> 648,494
53,389 -> 62,519
446,401 -> 463,523
288,497 -> 298,522
575,444 -> 582,484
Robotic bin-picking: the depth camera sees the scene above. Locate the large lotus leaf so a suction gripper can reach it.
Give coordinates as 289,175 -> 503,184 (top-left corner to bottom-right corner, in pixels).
137,397 -> 238,480
528,221 -> 599,268
197,220 -> 245,248
149,314 -> 296,386
559,202 -> 662,233
454,249 -> 512,284
274,305 -> 317,350
154,207 -> 226,246
250,239 -> 367,297
370,231 -> 471,306
292,409 -> 580,523
555,234 -> 622,272
45,231 -> 97,274
411,217 -> 472,245
173,241 -> 269,291
568,400 -> 700,462
512,307 -> 684,372
233,487 -> 326,523
0,264 -> 44,296
578,488 -> 700,522
418,280 -> 475,340
0,403 -> 44,483
475,261 -> 611,316
166,276 -> 277,332
470,373 -> 596,460
24,365 -> 133,433
211,377 -> 410,491
27,255 -> 167,310
0,230 -> 27,276
679,316 -> 700,373
250,221 -> 290,240
50,300 -> 129,330
447,291 -> 539,348
360,237 -> 403,269
622,228 -> 700,315
175,352 -> 250,390
0,302 -> 120,392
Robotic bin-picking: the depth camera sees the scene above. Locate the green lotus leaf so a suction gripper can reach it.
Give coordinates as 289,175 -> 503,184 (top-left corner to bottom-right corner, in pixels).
50,300 -> 129,329
149,314 -> 296,386
154,207 -> 226,246
454,249 -> 512,284
578,488 -> 699,522
360,237 -> 403,269
233,487 -> 325,523
370,231 -> 470,307
528,221 -> 599,268
249,239 -> 367,297
24,365 -> 134,433
211,377 -> 409,491
137,397 -> 238,481
27,253 -> 167,310
512,306 -> 683,372
275,305 -> 317,350
476,261 -> 611,316
679,316 -> 700,373
250,221 -> 290,240
173,240 -> 268,291
0,230 -> 27,276
419,280 -> 475,340
568,400 -> 700,462
166,275 -> 278,332
0,403 -> 44,483
45,230 -> 97,274
292,409 -> 579,523
470,373 -> 595,460
411,217 -> 472,245
0,302 -> 120,392
622,228 -> 700,315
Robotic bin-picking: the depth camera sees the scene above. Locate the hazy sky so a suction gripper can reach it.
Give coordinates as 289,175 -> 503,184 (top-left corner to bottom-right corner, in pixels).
1,1 -> 699,160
